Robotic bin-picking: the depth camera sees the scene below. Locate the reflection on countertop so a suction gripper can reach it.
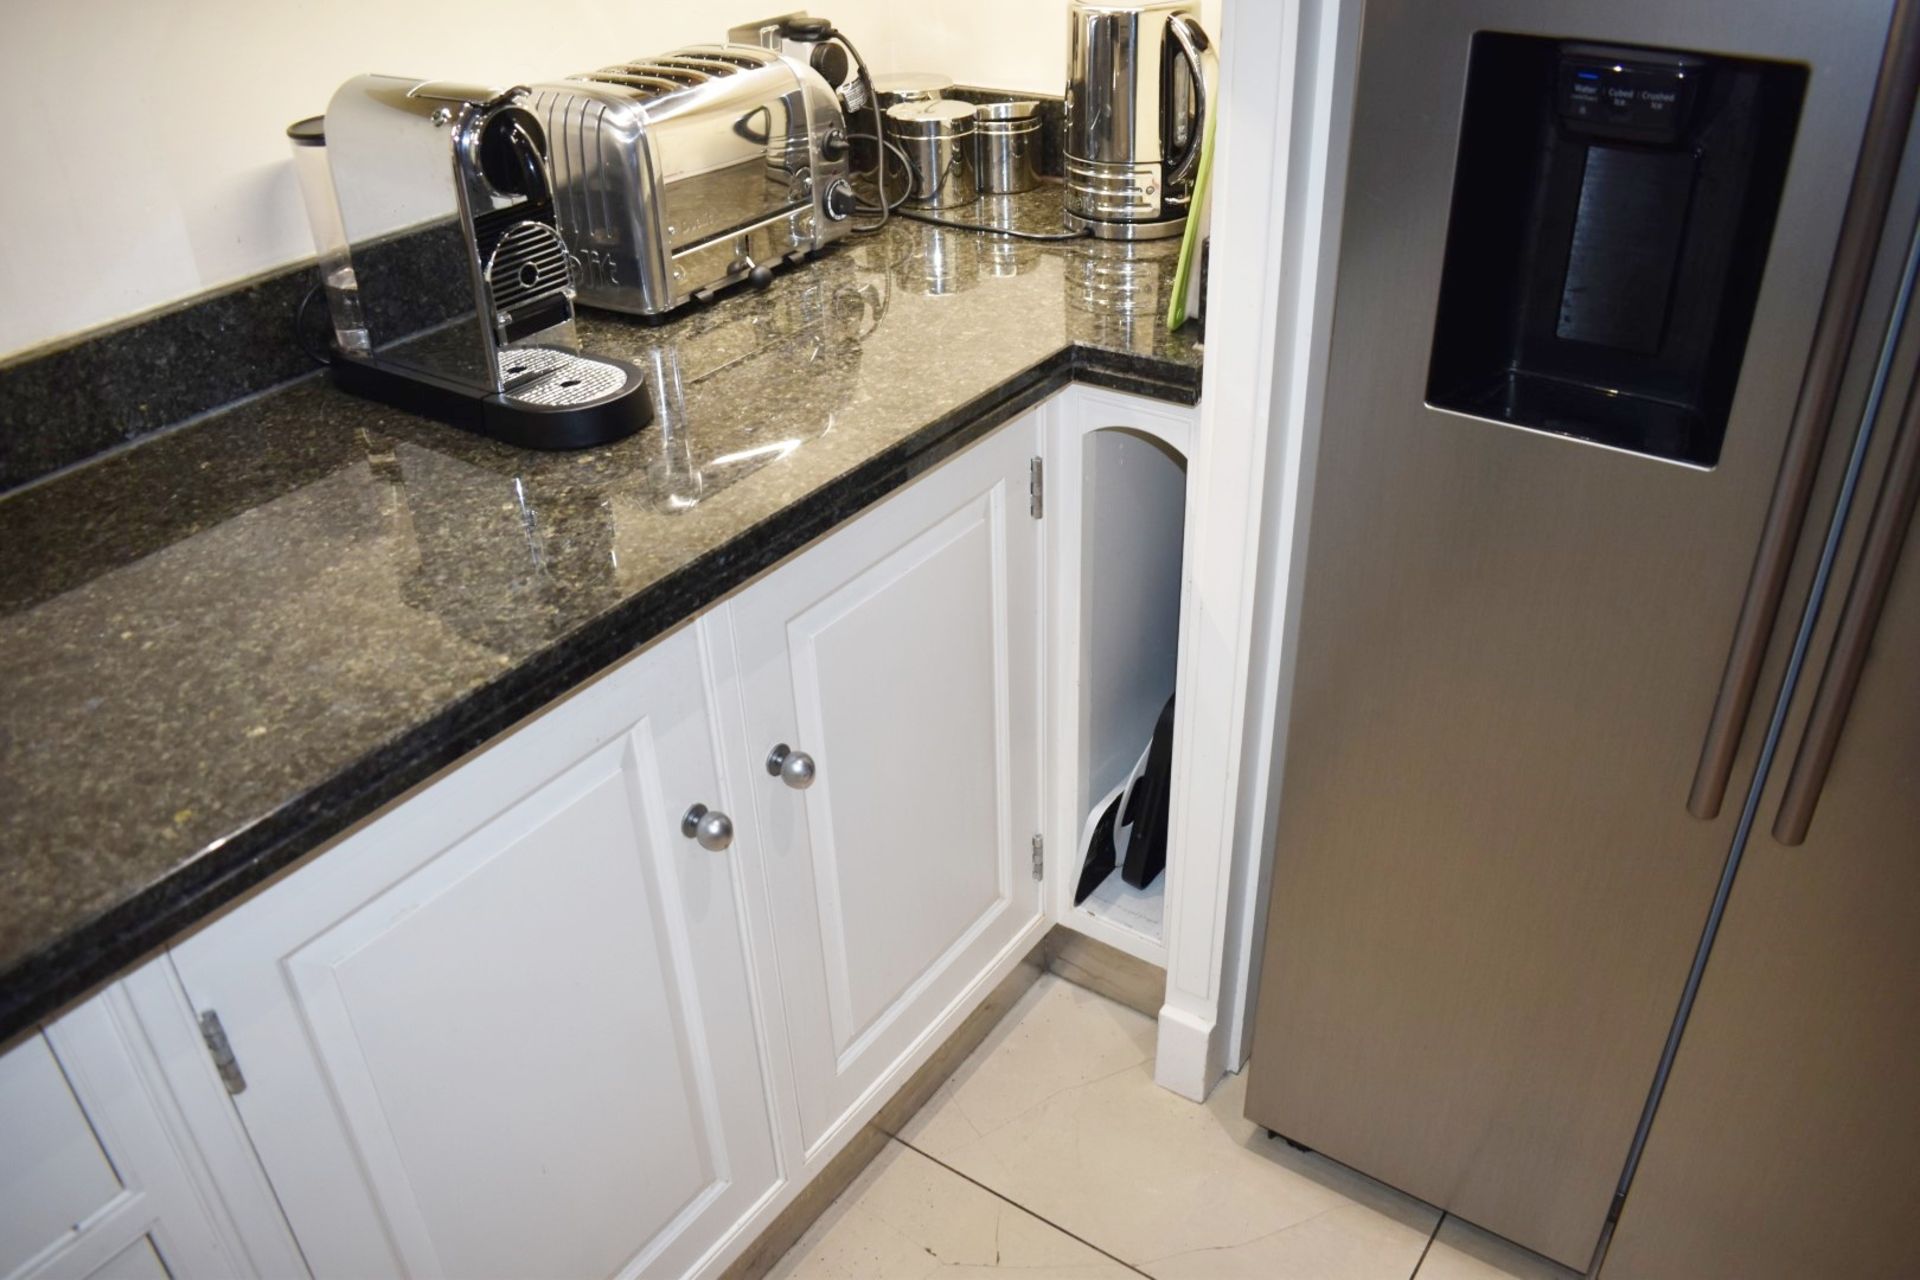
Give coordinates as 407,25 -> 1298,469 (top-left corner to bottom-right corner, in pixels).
0,181 -> 1201,1039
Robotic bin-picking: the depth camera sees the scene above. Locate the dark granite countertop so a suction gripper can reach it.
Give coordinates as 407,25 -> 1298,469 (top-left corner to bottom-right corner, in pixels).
0,184 -> 1202,1041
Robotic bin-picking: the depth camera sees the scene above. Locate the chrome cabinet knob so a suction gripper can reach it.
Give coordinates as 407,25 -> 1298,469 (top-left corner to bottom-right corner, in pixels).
680,803 -> 734,852
765,743 -> 818,790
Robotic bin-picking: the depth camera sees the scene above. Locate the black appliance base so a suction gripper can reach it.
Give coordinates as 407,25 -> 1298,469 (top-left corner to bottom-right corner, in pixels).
331,354 -> 652,450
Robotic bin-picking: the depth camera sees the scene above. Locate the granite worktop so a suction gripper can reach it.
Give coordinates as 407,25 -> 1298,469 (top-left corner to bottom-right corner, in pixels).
0,184 -> 1202,1041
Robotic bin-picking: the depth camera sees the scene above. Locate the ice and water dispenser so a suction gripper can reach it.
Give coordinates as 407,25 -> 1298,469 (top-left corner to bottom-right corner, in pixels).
1425,35 -> 1807,466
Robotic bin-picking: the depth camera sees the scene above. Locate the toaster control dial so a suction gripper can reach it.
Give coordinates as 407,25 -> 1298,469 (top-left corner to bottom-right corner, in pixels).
825,179 -> 857,221
820,127 -> 850,163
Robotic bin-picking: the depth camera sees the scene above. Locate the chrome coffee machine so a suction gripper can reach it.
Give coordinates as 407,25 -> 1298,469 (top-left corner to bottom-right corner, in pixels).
1063,0 -> 1213,240
297,77 -> 651,448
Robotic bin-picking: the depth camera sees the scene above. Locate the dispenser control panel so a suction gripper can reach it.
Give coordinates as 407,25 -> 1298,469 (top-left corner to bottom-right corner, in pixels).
1556,44 -> 1702,144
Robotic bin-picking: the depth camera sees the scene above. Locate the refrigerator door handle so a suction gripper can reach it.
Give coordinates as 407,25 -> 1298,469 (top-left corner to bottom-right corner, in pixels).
1688,1 -> 1920,821
1773,376 -> 1920,844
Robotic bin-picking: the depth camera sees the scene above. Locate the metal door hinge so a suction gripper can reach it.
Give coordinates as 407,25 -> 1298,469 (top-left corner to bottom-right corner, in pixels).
198,1010 -> 247,1096
1031,834 -> 1044,880
1028,457 -> 1044,519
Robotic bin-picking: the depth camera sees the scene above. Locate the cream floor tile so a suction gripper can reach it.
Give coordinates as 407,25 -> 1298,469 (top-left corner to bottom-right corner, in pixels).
893,974 -> 1157,1148
767,1139 -> 1137,1280
1143,1192 -> 1437,1279
902,983 -> 1441,1273
1413,1216 -> 1581,1280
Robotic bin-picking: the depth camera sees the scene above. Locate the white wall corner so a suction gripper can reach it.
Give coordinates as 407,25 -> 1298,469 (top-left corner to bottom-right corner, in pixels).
1220,0 -> 1363,1073
1152,0 -> 1302,1103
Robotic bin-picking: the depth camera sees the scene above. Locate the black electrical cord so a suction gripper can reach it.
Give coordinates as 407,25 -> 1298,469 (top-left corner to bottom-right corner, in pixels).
841,33 -> 890,235
894,207 -> 1090,242
848,134 -> 914,213
780,23 -> 1083,244
788,22 -> 892,235
853,135 -> 1089,242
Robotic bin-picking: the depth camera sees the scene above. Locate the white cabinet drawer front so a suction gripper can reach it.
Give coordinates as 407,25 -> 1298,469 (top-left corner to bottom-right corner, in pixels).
4,984 -> 272,1280
78,1240 -> 166,1280
0,1036 -> 122,1278
172,629 -> 778,1280
729,418 -> 1044,1151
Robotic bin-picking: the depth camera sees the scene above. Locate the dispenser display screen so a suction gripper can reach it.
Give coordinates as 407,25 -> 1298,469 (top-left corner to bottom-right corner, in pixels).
1556,47 -> 1700,143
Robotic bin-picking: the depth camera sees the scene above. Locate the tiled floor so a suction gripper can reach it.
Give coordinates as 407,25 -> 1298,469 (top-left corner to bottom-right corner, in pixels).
769,976 -> 1580,1280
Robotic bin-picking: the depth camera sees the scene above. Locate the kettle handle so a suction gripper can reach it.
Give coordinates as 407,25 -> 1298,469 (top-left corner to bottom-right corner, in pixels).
1164,14 -> 1211,191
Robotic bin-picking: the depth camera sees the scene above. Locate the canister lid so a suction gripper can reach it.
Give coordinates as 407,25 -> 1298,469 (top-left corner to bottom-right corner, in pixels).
885,99 -> 977,136
974,100 -> 1041,133
873,71 -> 954,107
973,99 -> 1040,121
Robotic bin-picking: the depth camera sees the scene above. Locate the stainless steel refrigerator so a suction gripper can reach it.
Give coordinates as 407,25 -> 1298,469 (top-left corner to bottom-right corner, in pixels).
1245,0 -> 1920,1273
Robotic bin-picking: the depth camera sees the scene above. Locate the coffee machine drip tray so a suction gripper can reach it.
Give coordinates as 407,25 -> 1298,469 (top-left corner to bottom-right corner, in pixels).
1436,368 -> 1707,467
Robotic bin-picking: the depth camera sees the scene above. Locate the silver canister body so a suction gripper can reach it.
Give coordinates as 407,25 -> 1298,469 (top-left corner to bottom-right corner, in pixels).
1064,0 -> 1210,239
885,100 -> 978,208
974,100 -> 1041,195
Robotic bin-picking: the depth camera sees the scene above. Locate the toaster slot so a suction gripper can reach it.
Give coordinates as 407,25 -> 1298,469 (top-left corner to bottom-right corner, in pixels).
582,71 -> 696,101
674,47 -> 773,70
650,55 -> 749,77
617,63 -> 711,87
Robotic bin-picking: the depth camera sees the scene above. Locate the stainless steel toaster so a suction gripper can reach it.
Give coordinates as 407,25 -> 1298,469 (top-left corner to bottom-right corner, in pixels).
528,45 -> 857,318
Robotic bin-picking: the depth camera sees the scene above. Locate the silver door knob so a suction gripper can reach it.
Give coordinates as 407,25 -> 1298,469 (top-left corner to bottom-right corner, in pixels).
680,803 -> 734,852
765,743 -> 817,790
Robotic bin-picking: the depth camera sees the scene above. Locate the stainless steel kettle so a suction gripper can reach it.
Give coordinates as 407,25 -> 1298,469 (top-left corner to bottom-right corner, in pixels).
1063,0 -> 1212,240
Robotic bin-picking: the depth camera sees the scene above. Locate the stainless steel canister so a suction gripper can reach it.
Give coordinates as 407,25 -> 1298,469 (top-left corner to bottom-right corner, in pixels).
973,100 -> 1041,195
884,100 -> 977,208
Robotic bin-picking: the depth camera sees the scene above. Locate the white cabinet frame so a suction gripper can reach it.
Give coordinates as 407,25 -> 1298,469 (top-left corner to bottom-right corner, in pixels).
1043,389 -> 1195,971
1155,0 -> 1361,1101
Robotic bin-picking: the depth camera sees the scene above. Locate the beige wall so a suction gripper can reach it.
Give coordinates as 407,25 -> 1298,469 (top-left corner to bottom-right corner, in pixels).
863,0 -> 1221,94
0,0 -> 1217,359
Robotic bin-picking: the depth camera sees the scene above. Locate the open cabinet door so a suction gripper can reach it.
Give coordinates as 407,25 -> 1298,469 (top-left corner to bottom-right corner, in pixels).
719,413 -> 1046,1156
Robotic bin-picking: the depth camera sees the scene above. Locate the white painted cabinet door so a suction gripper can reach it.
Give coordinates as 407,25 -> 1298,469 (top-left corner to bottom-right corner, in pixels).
721,416 -> 1045,1152
1,1029 -> 191,1280
169,627 -> 780,1280
1,984 -> 273,1280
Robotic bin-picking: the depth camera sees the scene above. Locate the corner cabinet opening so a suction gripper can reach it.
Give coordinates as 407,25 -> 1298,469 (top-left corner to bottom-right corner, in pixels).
1051,399 -> 1194,970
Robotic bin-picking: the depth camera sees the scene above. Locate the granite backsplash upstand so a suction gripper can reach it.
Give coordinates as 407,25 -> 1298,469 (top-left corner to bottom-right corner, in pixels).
0,265 -> 326,493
